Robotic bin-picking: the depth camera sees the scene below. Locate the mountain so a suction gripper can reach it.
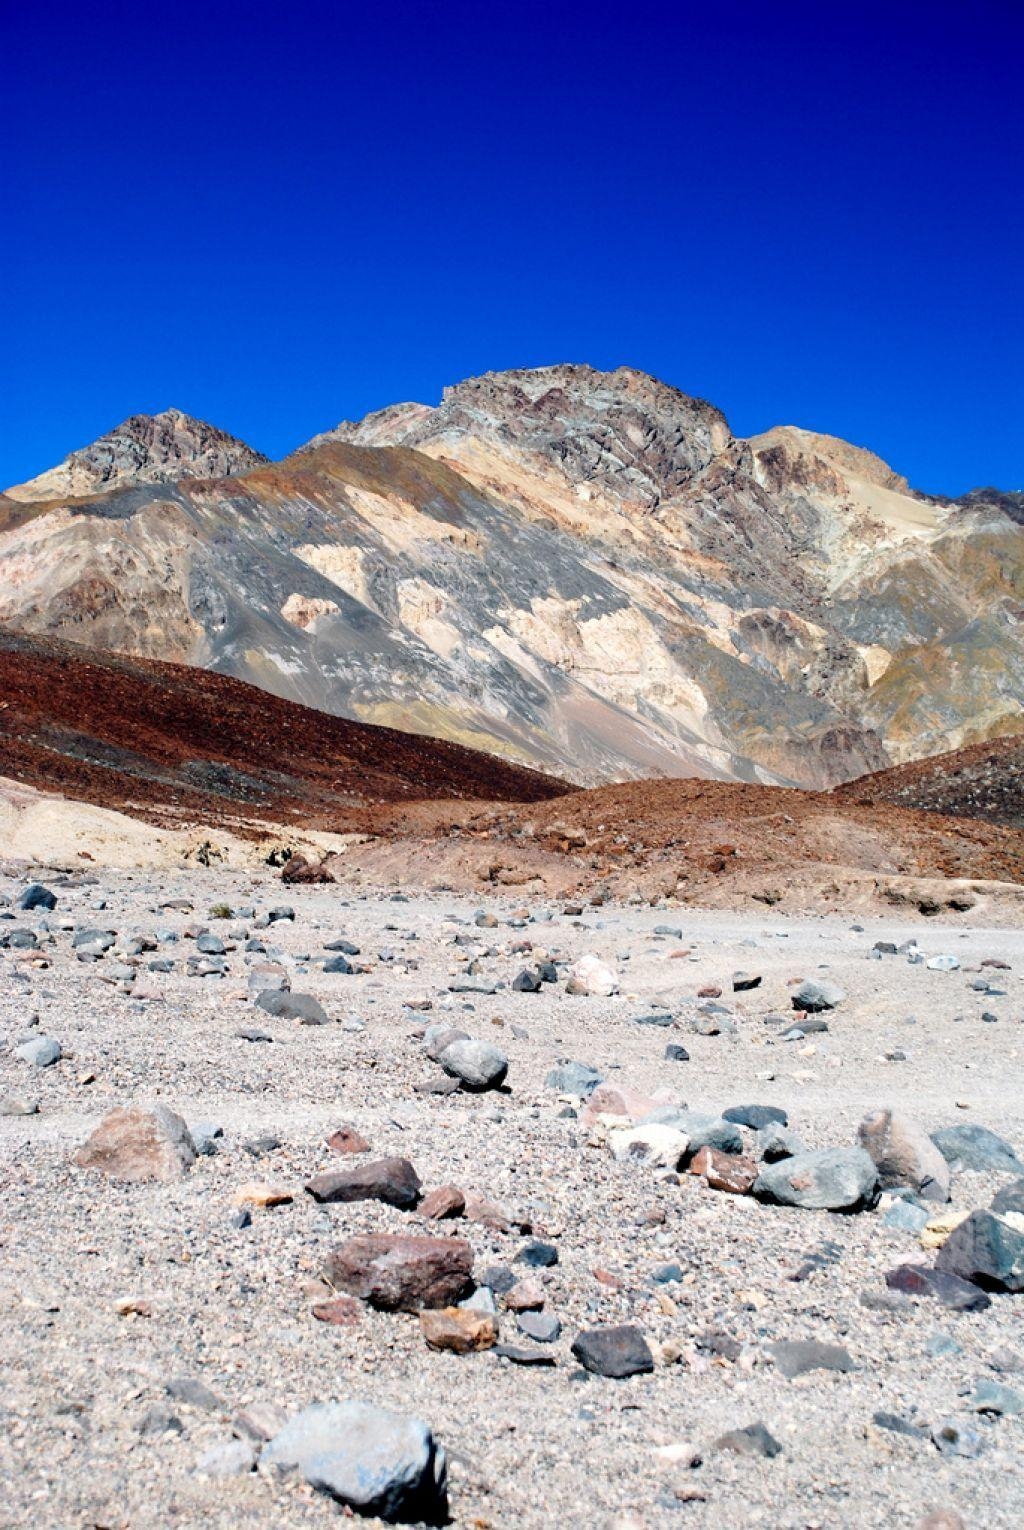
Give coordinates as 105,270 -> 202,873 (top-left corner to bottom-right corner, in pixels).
1,364 -> 1021,788
0,628 -> 564,835
837,734 -> 1024,829
4,407 -> 267,503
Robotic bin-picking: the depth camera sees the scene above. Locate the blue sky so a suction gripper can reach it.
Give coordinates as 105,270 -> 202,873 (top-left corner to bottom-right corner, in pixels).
4,0 -> 1022,495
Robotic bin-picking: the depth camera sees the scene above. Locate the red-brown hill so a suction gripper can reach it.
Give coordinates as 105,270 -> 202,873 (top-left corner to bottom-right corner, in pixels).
836,734 -> 1024,828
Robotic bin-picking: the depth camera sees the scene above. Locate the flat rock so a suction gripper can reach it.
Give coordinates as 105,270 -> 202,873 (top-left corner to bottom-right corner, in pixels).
420,1185 -> 465,1220
14,1036 -> 62,1068
327,1125 -> 370,1155
689,1145 -> 757,1194
715,1422 -> 782,1458
494,1343 -> 557,1367
754,1147 -> 878,1211
306,1158 -> 422,1209
255,990 -> 329,1025
768,1339 -> 856,1378
723,1104 -> 788,1131
991,1179 -> 1024,1217
74,1105 -> 196,1183
792,979 -> 845,1012
419,1306 -> 498,1353
608,1124 -> 689,1170
262,1400 -> 447,1523
324,1234 -> 474,1311
571,1324 -> 654,1378
931,1124 -> 1024,1175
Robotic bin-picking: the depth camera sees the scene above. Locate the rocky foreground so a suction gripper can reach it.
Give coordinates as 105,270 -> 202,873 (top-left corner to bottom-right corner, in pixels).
1,866 -> 1023,1528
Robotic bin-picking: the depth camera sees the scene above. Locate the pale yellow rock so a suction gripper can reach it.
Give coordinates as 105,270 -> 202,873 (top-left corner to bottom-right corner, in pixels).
920,1208 -> 970,1249
232,1182 -> 294,1209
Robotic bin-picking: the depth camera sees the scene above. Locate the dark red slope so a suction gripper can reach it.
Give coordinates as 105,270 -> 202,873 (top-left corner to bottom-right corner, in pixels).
0,629 -> 569,833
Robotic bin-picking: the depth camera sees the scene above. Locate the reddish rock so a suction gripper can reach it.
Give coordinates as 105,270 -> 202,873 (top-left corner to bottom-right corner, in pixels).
698,984 -> 722,998
305,1157 -> 421,1208
420,1185 -> 466,1220
505,1278 -> 545,1312
419,1306 -> 498,1353
280,854 -> 335,884
593,1267 -> 623,1290
312,1294 -> 363,1326
74,1105 -> 196,1184
324,1234 -> 474,1311
326,1126 -> 370,1155
463,1192 -> 512,1232
689,1146 -> 757,1194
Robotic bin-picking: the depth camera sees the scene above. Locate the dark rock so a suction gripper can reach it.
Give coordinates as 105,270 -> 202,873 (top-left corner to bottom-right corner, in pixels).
306,1158 -> 422,1209
633,1011 -> 674,1027
516,1311 -> 561,1343
885,1263 -> 991,1311
255,991 -> 329,1025
494,1344 -> 557,1367
872,1411 -> 928,1439
754,1147 -> 878,1211
323,955 -> 353,974
723,1104 -> 788,1131
571,1324 -> 654,1378
791,979 -> 845,1012
714,1422 -> 782,1458
517,1240 -> 558,1268
512,968 -> 541,993
167,1376 -> 223,1411
931,1124 -> 1023,1175
732,972 -> 762,992
664,1043 -> 690,1062
16,883 -> 56,912
991,1179 -> 1024,1217
934,1210 -> 1024,1292
545,1061 -> 603,1097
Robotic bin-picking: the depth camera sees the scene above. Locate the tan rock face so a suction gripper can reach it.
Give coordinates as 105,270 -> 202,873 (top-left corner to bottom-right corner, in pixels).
857,1109 -> 951,1203
74,1105 -> 196,1183
418,1306 -> 498,1353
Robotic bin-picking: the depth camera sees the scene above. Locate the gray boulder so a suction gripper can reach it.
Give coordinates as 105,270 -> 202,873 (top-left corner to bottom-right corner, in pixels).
754,1147 -> 878,1211
14,1036 -> 62,1068
792,979 -> 846,1012
934,1210 -> 1024,1293
439,1038 -> 508,1091
256,991 -> 329,1025
545,1060 -> 603,1097
931,1125 -> 1023,1175
263,1400 -> 447,1523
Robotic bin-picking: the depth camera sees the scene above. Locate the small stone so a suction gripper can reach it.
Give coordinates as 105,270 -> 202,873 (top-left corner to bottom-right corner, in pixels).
889,1260 -> 995,1312
546,1060 -> 604,1097
920,1208 -> 970,1249
609,1125 -> 689,1170
74,1105 -> 196,1183
664,1044 -> 690,1062
732,972 -> 762,992
505,1278 -> 545,1312
305,1158 -> 422,1209
312,1294 -> 363,1325
791,978 -> 845,1011
14,1036 -> 62,1068
137,1406 -> 184,1437
194,1439 -> 257,1478
517,1240 -> 558,1268
517,1311 -> 561,1343
926,954 -> 960,971
262,1400 -> 447,1522
723,1104 -> 787,1131
16,882 -> 56,911
566,954 -> 618,997
755,1124 -> 803,1162
571,1324 -> 654,1378
233,1403 -> 289,1442
930,1419 -> 983,1458
991,1179 -> 1024,1217
327,1125 -> 370,1155
872,1411 -> 928,1440
324,1234 -> 474,1311
419,1307 -> 498,1353
689,1145 -> 757,1194
494,1343 -> 557,1367
167,1377 -> 223,1411
420,1185 -> 465,1220
714,1422 -> 782,1458
232,1182 -> 293,1209
768,1339 -> 856,1378
512,968 -> 541,993
0,1095 -> 39,1116
256,990 -> 329,1025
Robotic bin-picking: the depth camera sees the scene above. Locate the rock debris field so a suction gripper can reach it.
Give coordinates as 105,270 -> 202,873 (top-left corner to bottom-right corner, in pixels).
1,866 -> 1023,1529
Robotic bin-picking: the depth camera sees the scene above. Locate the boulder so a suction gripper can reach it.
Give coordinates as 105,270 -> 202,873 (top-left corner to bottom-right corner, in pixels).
263,1400 -> 447,1524
934,1210 -> 1024,1292
791,979 -> 845,1012
255,991 -> 329,1025
566,954 -> 618,997
305,1158 -> 422,1209
857,1109 -> 951,1202
689,1145 -> 757,1194
607,1125 -> 689,1170
438,1038 -> 508,1092
931,1124 -> 1023,1175
74,1105 -> 196,1183
754,1147 -> 878,1211
545,1061 -> 604,1098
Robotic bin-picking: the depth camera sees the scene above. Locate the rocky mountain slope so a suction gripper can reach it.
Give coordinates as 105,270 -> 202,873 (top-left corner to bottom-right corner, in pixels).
0,630 -> 564,837
838,735 -> 1024,829
1,366 -> 1021,788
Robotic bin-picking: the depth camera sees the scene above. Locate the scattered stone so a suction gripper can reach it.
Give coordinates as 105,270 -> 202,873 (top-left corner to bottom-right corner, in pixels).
517,1311 -> 561,1343
505,1278 -> 545,1311
494,1343 -> 557,1367
566,954 -> 618,997
791,979 -> 845,1012
16,882 -> 56,911
0,1095 -> 39,1116
232,1182 -> 293,1209
934,1210 -> 1024,1292
419,1307 -> 498,1353
930,1419 -> 983,1458
858,1108 -> 951,1202
755,1124 -> 803,1162
233,1403 -> 289,1442
324,1234 -> 474,1311
609,1124 -> 689,1170
305,1158 -> 422,1209
872,1411 -> 928,1440
512,968 -> 541,993
571,1324 -> 654,1378
194,1439 -> 257,1478
255,991 -> 329,1025
689,1145 -> 757,1194
768,1339 -> 856,1378
920,1208 -> 970,1249
991,1179 -> 1024,1217
732,971 -> 761,992
517,1240 -> 558,1268
926,954 -> 960,971
664,1043 -> 690,1062
438,1038 -> 508,1091
312,1295 -> 363,1326
14,1036 -> 62,1068
262,1400 -> 448,1523
327,1125 -> 370,1155
420,1185 -> 465,1220
723,1104 -> 787,1131
74,1105 -> 196,1183
969,1380 -> 1023,1415
138,1406 -> 184,1437
714,1422 -> 782,1458
167,1376 -> 223,1411
931,1124 -> 1023,1175
754,1147 -> 878,1211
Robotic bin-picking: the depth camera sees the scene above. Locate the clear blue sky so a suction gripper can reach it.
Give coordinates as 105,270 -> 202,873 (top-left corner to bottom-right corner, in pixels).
5,0 -> 1022,495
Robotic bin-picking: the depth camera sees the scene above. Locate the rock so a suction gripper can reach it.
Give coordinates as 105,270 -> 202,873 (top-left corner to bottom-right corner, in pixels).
723,1104 -> 787,1131
494,1344 -> 557,1367
664,1043 -> 690,1062
423,1025 -> 470,1061
882,1199 -> 930,1234
478,1264 -> 516,1295
571,1324 -> 654,1378
732,971 -> 762,992
324,937 -> 360,955
324,1234 -> 474,1311
934,1210 -> 1024,1292
14,1036 -> 62,1068
262,1400 -> 447,1523
167,1376 -> 223,1411
517,1240 -> 558,1268
196,932 -> 226,955
255,991 -> 329,1025
969,1380 -> 1023,1415
138,1406 -> 184,1437
546,1060 -> 604,1098
323,955 -> 353,974
873,1411 -> 928,1440
16,883 -> 56,911
754,1147 -> 878,1211
791,979 -> 845,1012
248,963 -> 289,995
646,1109 -> 743,1158
190,1121 -> 223,1156
714,1422 -> 782,1458
768,1339 -> 856,1378
755,1125 -> 804,1162
857,1108 -> 951,1202
305,1158 -> 422,1209
608,1124 -> 689,1170
632,1010 -> 674,1028
438,1038 -> 508,1091
688,1145 -> 757,1194
926,954 -> 960,971
930,1419 -> 983,1458
233,1182 -> 293,1209
931,1124 -> 1024,1175
194,1439 -> 257,1478
505,1278 -> 545,1311
920,1208 -> 970,1248
419,1307 -> 498,1353
517,1311 -> 561,1343
233,1403 -> 289,1442
0,1095 -> 39,1116
566,954 -> 618,997
420,1185 -> 465,1220
73,927 -> 116,951
512,968 -> 541,993
74,1105 -> 196,1183
991,1179 -> 1024,1216
581,1082 -> 661,1128
327,1125 -> 370,1155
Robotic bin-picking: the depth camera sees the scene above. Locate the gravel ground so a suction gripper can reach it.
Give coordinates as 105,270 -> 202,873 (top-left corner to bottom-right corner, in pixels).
1,865 -> 1022,1529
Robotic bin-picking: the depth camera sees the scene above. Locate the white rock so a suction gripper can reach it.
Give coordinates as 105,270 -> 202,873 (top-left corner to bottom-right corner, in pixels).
608,1124 -> 689,1169
567,953 -> 619,997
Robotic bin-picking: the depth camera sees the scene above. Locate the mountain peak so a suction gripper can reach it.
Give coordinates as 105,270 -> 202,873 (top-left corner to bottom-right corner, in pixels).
5,408 -> 268,503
